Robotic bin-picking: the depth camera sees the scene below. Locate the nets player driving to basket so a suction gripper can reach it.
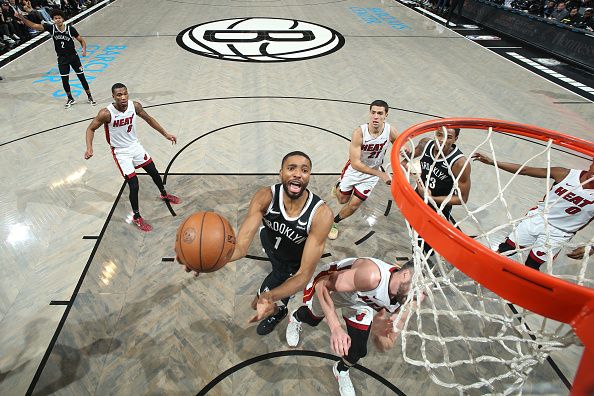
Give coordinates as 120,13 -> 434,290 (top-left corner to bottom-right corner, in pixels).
179,151 -> 334,335
285,257 -> 424,396
472,153 -> 594,269
84,83 -> 180,232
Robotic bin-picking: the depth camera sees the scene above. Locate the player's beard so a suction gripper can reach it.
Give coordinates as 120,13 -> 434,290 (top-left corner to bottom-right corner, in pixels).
282,180 -> 307,200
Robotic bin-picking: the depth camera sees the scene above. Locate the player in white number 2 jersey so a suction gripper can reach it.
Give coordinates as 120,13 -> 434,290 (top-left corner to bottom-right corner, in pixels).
84,83 -> 180,232
473,154 -> 594,269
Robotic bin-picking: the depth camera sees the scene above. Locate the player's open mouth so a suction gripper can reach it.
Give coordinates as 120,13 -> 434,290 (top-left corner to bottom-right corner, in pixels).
288,181 -> 301,193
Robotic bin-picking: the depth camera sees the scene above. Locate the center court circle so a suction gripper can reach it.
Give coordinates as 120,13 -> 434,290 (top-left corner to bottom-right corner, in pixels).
176,17 -> 345,62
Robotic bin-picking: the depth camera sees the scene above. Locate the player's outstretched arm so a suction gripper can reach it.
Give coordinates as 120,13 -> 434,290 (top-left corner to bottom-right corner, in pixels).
472,152 -> 569,182
228,187 -> 272,263
14,12 -> 44,31
134,101 -> 177,144
84,108 -> 110,159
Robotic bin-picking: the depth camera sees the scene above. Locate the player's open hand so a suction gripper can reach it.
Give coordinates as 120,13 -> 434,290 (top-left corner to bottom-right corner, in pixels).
248,294 -> 276,323
471,152 -> 493,165
176,255 -> 200,277
165,133 -> 177,145
567,246 -> 593,259
330,326 -> 351,356
371,309 -> 394,337
84,148 -> 93,160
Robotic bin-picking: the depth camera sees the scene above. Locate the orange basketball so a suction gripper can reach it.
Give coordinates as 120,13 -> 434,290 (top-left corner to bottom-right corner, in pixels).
175,211 -> 236,273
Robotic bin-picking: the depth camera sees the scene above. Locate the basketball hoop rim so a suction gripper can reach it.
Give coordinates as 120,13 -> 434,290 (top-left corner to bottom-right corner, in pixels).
390,118 -> 594,344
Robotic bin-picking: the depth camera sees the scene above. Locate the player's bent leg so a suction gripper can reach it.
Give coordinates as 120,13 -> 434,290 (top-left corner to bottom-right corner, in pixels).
256,270 -> 290,336
127,175 -> 153,232
331,320 -> 370,396
141,160 -> 181,204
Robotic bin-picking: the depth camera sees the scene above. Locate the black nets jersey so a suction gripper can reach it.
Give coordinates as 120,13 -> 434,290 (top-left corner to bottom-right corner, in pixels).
261,184 -> 324,265
44,24 -> 79,57
419,140 -> 465,198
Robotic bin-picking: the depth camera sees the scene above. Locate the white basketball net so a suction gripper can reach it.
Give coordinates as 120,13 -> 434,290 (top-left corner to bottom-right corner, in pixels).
391,126 -> 593,395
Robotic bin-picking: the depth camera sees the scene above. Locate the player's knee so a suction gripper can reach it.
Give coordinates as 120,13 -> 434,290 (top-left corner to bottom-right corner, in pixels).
127,175 -> 139,192
348,198 -> 363,210
337,193 -> 350,204
143,161 -> 158,175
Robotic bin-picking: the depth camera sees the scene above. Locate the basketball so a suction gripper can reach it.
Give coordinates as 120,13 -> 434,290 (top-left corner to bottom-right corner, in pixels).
175,211 -> 236,273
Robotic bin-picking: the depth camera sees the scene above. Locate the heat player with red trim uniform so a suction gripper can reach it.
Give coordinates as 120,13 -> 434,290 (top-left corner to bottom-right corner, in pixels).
84,83 -> 180,232
285,257 -> 422,396
329,100 -> 399,240
473,153 -> 594,269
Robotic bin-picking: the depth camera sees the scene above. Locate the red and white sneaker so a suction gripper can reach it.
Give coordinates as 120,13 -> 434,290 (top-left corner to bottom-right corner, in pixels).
132,216 -> 153,232
160,193 -> 181,204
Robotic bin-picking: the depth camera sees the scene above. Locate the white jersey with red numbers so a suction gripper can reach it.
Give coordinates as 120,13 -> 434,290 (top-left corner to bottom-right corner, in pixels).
535,169 -> 594,233
104,100 -> 138,148
359,122 -> 391,169
303,257 -> 401,314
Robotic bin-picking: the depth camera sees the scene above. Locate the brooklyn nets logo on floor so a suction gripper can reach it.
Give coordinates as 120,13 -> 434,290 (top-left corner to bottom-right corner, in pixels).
176,17 -> 345,62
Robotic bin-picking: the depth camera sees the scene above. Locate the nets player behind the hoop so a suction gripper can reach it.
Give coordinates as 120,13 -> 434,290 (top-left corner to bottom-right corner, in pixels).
83,83 -> 180,232
473,153 -> 594,269
408,127 -> 471,258
16,9 -> 96,108
179,151 -> 334,336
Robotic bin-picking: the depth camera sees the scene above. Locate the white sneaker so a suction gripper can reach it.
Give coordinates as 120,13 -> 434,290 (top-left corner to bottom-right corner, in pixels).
285,309 -> 302,347
332,362 -> 356,396
64,98 -> 76,108
328,223 -> 338,240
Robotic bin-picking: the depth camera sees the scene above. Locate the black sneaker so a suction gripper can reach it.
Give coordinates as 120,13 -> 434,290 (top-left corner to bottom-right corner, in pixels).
64,98 -> 76,108
256,306 -> 288,335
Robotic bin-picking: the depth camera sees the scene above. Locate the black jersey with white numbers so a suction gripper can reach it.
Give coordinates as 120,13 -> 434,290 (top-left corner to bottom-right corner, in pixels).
44,24 -> 79,57
261,184 -> 324,265
419,140 -> 465,198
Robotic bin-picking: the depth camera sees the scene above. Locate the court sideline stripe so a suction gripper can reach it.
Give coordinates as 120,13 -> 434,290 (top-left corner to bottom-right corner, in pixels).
26,181 -> 127,395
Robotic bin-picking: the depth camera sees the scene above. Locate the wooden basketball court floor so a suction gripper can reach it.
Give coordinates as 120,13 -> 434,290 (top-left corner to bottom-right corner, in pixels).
1,0 -> 593,394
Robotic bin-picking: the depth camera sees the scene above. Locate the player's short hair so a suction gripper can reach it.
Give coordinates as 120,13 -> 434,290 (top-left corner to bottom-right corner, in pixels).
111,83 -> 127,93
453,128 -> 460,137
369,99 -> 389,114
50,9 -> 65,19
399,259 -> 415,275
281,151 -> 312,169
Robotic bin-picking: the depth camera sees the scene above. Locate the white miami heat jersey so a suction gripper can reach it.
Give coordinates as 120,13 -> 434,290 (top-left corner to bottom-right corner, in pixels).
359,122 -> 390,169
537,169 -> 594,233
104,100 -> 138,148
305,257 -> 401,313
